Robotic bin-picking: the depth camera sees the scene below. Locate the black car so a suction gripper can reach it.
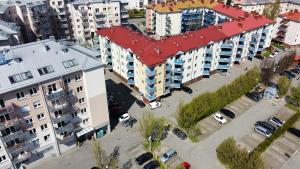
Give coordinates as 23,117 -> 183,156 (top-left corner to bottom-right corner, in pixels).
287,127 -> 300,138
245,92 -> 260,102
266,81 -> 278,89
123,117 -> 137,127
182,86 -> 193,94
136,100 -> 146,108
143,160 -> 160,169
255,121 -> 276,133
135,152 -> 153,165
280,71 -> 296,79
220,108 -> 235,119
290,68 -> 300,74
172,128 -> 187,140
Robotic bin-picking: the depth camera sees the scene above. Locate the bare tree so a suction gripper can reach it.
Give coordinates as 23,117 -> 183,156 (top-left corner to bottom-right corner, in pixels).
92,139 -> 119,169
260,59 -> 275,83
276,52 -> 295,74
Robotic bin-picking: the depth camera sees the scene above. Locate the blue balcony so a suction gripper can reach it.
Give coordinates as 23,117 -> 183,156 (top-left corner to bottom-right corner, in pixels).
166,64 -> 172,70
145,93 -> 156,101
263,29 -> 269,33
221,43 -> 233,49
205,56 -> 213,61
239,37 -> 245,41
127,64 -> 134,70
127,79 -> 134,85
173,75 -> 182,81
165,80 -> 171,86
174,68 -> 182,73
203,70 -> 210,75
146,85 -> 156,93
206,49 -> 213,54
174,59 -> 183,65
218,64 -> 230,70
218,58 -> 231,62
166,72 -> 171,79
173,83 -> 181,89
238,44 -> 244,48
250,39 -> 258,44
235,57 -> 242,62
146,77 -> 156,85
145,67 -> 156,77
220,51 -> 232,56
204,63 -> 211,68
257,47 -> 264,52
260,35 -> 266,40
164,87 -> 171,94
107,64 -> 112,69
249,46 -> 256,52
126,56 -> 134,62
127,71 -> 134,78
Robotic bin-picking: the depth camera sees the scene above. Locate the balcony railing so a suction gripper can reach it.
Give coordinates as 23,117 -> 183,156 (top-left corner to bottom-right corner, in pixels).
173,75 -> 182,81
145,93 -> 156,101
127,64 -> 134,70
217,64 -> 230,70
145,67 -> 156,77
174,68 -> 182,73
146,77 -> 156,85
47,88 -> 65,100
173,83 -> 181,89
204,63 -> 211,68
0,117 -> 20,130
218,58 -> 231,63
0,103 -> 14,115
127,71 -> 134,78
165,80 -> 171,87
13,152 -> 31,164
146,85 -> 156,93
55,123 -> 74,134
203,70 -> 210,75
166,64 -> 171,70
205,56 -> 213,61
127,79 -> 134,85
126,56 -> 134,62
6,140 -> 29,154
174,59 -> 183,65
220,51 -> 232,56
2,130 -> 24,143
221,43 -> 233,49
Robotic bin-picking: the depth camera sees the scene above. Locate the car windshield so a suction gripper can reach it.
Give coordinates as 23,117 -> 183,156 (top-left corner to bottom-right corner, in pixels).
163,154 -> 168,158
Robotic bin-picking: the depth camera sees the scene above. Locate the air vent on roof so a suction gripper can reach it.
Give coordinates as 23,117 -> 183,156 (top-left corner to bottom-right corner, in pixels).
13,57 -> 22,63
62,45 -> 68,53
44,44 -> 50,51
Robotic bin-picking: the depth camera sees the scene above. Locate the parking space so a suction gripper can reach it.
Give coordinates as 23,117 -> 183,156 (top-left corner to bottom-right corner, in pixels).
154,142 -> 183,168
198,96 -> 257,138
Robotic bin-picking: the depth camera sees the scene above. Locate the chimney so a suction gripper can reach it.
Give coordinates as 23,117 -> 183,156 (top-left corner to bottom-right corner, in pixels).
238,22 -> 243,27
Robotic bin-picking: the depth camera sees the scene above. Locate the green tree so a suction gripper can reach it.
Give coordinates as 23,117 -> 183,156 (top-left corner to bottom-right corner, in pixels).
92,139 -> 119,169
139,111 -> 166,141
262,0 -> 280,19
290,86 -> 300,104
277,76 -> 291,96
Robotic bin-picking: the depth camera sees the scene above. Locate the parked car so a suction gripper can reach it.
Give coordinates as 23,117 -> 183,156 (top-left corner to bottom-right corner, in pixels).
266,81 -> 278,89
135,152 -> 153,165
143,160 -> 160,169
182,86 -> 193,94
136,100 -> 146,108
160,127 -> 169,140
160,149 -> 177,163
123,117 -> 137,127
268,117 -> 285,127
254,126 -> 272,137
245,92 -> 260,102
181,162 -> 191,169
280,71 -> 296,79
149,102 -> 161,110
290,68 -> 300,74
213,113 -> 227,124
172,128 -> 187,140
288,127 -> 300,138
119,113 -> 130,122
220,108 -> 235,119
255,121 -> 276,133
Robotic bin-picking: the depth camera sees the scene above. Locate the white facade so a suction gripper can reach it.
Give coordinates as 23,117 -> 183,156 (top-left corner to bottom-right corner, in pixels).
273,16 -> 300,46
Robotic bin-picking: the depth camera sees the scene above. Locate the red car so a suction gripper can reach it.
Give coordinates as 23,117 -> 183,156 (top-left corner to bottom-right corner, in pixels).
181,162 -> 191,169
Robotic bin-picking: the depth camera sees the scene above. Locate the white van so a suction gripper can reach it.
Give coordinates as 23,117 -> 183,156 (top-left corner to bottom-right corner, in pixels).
149,101 -> 161,110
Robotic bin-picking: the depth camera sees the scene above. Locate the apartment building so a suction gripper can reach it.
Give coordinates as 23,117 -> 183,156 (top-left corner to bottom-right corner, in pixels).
97,2 -> 274,102
0,39 -> 110,169
273,11 -> 300,46
0,20 -> 23,49
0,0 -> 53,43
68,0 -> 129,45
230,0 -> 300,15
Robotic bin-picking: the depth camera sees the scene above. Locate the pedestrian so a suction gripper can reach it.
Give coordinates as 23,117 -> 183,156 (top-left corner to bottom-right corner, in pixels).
76,141 -> 79,147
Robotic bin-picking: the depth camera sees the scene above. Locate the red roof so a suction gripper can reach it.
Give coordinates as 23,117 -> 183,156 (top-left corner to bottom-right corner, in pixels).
212,4 -> 246,19
280,11 -> 300,22
97,12 -> 274,66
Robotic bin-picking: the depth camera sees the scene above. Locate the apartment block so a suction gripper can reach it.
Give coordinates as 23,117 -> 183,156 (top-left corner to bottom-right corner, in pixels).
68,0 -> 129,45
0,0 -> 53,43
0,20 -> 23,49
273,11 -> 300,46
97,1 -> 274,102
0,39 -> 110,169
230,0 -> 300,15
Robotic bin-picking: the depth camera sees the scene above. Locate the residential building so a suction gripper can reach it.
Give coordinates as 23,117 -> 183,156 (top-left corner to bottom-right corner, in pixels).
68,0 -> 129,45
97,2 -> 274,102
0,0 -> 53,43
0,39 -> 110,169
273,11 -> 300,46
230,0 -> 300,15
0,20 -> 23,49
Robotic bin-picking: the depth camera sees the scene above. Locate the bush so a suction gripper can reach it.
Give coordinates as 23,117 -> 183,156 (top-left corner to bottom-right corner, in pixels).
217,137 -> 264,169
277,76 -> 291,96
290,85 -> 300,104
128,9 -> 145,18
253,104 -> 300,154
177,67 -> 261,131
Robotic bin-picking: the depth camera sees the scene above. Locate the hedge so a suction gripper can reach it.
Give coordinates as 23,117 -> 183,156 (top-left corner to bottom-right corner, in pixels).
177,67 -> 261,131
253,104 -> 300,154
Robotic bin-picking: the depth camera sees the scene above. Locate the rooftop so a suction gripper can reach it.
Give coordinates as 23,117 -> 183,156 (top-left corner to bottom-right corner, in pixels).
232,0 -> 300,5
0,0 -> 47,14
0,20 -> 19,41
0,39 -> 102,94
97,12 -> 273,66
280,11 -> 300,22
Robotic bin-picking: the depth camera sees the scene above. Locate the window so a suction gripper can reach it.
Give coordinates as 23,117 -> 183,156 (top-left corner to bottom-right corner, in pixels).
66,90 -> 73,96
40,124 -> 48,130
79,98 -> 85,104
81,108 -> 86,114
0,99 -> 5,108
37,113 -> 45,120
75,74 -> 81,81
38,65 -> 54,75
29,128 -> 36,135
20,105 -> 30,114
32,139 -> 39,146
33,101 -> 42,109
0,155 -> 6,163
25,118 -> 33,124
47,84 -> 57,94
54,110 -> 63,117
16,92 -> 25,99
64,77 -> 71,84
44,134 -> 50,141
83,118 -> 88,124
29,88 -> 38,95
62,59 -> 79,68
77,86 -> 83,93
9,71 -> 33,84
72,112 -> 78,117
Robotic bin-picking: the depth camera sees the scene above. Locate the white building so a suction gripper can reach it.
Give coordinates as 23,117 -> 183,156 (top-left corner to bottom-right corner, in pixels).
0,39 -> 110,169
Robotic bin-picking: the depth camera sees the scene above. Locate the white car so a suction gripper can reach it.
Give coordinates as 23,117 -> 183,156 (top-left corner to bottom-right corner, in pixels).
213,113 -> 227,124
149,101 -> 161,110
119,113 -> 130,122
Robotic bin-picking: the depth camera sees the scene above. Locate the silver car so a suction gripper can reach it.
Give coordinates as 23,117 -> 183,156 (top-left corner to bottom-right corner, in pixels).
268,117 -> 285,127
160,149 -> 177,163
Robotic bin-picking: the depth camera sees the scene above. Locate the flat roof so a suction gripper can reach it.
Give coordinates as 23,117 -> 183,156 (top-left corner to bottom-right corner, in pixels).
280,11 -> 300,22
0,39 -> 102,94
97,12 -> 274,66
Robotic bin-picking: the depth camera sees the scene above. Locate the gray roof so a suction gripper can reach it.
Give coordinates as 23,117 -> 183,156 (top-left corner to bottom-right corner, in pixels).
234,0 -> 300,5
0,20 -> 19,41
0,39 -> 103,94
0,0 -> 47,14
71,0 -> 122,5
